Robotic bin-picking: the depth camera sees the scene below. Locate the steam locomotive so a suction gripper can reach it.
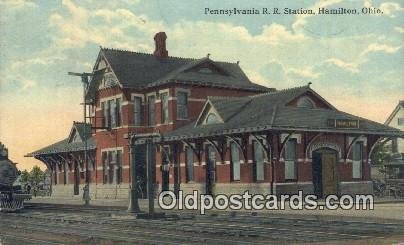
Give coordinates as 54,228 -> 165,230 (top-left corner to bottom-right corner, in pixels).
0,143 -> 31,212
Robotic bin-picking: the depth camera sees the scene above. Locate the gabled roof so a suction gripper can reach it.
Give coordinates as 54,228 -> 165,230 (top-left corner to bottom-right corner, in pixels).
162,86 -> 403,141
26,122 -> 95,157
85,48 -> 272,101
385,100 -> 404,125
67,121 -> 92,143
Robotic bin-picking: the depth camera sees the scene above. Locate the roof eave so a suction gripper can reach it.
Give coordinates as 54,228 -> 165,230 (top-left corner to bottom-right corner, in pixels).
162,125 -> 403,142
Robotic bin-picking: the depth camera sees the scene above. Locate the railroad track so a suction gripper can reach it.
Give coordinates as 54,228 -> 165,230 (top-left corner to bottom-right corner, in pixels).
4,209 -> 403,243
0,233 -> 63,245
4,203 -> 403,244
0,214 -> 266,245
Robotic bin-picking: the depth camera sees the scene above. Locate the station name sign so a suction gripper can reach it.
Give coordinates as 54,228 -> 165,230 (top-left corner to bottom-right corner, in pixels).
327,119 -> 360,129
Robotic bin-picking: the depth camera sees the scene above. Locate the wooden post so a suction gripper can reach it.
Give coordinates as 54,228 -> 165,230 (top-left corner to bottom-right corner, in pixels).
128,143 -> 140,213
173,144 -> 180,198
146,139 -> 156,215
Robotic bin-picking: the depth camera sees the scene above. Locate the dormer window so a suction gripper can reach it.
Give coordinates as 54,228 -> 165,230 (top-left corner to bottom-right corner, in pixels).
104,73 -> 117,87
297,96 -> 315,109
198,68 -> 213,74
205,113 -> 220,124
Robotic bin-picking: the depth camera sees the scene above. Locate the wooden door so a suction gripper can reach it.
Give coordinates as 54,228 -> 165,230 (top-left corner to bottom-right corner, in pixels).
206,145 -> 216,195
74,162 -> 79,195
322,152 -> 337,196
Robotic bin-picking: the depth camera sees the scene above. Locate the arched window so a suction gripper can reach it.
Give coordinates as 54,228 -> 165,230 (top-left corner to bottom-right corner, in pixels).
297,97 -> 315,109
205,113 -> 220,124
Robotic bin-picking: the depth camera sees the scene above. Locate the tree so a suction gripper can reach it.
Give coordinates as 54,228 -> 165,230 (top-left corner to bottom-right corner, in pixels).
29,165 -> 45,187
370,143 -> 391,166
20,170 -> 30,185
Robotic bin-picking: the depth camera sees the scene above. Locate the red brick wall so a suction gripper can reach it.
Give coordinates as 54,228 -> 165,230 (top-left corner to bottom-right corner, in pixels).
75,83 -> 372,189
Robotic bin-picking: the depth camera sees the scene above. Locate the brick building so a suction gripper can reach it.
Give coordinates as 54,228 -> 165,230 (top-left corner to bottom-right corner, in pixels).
28,32 -> 403,199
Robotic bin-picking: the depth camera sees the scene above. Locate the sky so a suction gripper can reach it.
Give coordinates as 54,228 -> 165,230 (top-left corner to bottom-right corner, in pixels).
0,0 -> 403,171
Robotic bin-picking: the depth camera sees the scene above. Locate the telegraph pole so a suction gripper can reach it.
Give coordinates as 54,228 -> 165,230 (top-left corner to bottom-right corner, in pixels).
68,72 -> 92,206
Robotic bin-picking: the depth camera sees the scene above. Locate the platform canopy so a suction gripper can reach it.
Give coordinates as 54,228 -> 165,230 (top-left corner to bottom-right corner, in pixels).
157,85 -> 403,143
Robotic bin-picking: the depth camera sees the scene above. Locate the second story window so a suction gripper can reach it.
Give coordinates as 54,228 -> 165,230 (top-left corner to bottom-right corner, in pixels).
115,98 -> 122,127
101,101 -> 107,128
133,96 -> 143,126
161,92 -> 169,124
177,91 -> 188,119
148,95 -> 156,126
101,97 -> 122,129
110,99 -> 116,128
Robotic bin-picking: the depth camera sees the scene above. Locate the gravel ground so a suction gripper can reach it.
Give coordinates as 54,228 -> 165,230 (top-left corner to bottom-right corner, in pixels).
0,203 -> 404,244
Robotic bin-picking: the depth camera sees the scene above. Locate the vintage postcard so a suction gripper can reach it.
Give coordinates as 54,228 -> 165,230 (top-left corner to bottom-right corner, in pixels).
0,0 -> 403,244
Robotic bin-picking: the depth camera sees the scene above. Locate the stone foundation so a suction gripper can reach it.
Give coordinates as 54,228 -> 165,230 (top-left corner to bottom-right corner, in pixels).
339,181 -> 373,195
50,181 -> 372,199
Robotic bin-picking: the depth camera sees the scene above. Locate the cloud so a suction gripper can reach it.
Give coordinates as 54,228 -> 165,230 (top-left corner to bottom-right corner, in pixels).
0,0 -> 37,10
287,67 -> 320,79
292,0 -> 344,33
256,23 -> 306,44
364,1 -> 404,17
361,43 -> 401,55
379,2 -> 404,17
325,58 -> 360,73
395,27 -> 404,33
324,42 -> 400,73
20,78 -> 37,90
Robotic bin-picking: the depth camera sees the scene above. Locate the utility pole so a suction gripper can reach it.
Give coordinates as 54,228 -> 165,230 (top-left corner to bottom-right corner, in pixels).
68,72 -> 92,206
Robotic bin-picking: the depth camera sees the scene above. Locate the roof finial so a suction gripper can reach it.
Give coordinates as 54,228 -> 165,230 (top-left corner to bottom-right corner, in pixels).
307,82 -> 312,87
207,53 -> 211,59
236,61 -> 240,65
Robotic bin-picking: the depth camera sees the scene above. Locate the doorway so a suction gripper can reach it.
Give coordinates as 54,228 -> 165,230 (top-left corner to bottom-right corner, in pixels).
206,145 -> 216,195
73,161 -> 79,195
134,144 -> 148,199
312,148 -> 338,197
161,147 -> 170,192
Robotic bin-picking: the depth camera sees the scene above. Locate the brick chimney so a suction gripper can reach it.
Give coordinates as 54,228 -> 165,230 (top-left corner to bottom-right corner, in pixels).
153,32 -> 168,58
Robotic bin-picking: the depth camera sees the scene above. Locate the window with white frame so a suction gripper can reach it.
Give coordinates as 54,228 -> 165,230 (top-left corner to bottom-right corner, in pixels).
161,92 -> 169,124
253,141 -> 265,181
116,150 -> 123,184
133,96 -> 143,126
101,97 -> 122,128
284,139 -> 297,180
148,95 -> 156,126
231,142 -> 240,181
185,147 -> 194,182
102,152 -> 108,184
110,99 -> 116,128
352,142 -> 363,179
101,101 -> 108,128
205,113 -> 220,124
102,149 -> 123,184
398,118 -> 404,125
116,98 -> 122,127
297,96 -> 315,109
177,91 -> 188,119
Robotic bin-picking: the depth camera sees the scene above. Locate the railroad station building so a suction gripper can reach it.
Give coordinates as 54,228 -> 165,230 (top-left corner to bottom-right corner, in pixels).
27,32 -> 403,199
